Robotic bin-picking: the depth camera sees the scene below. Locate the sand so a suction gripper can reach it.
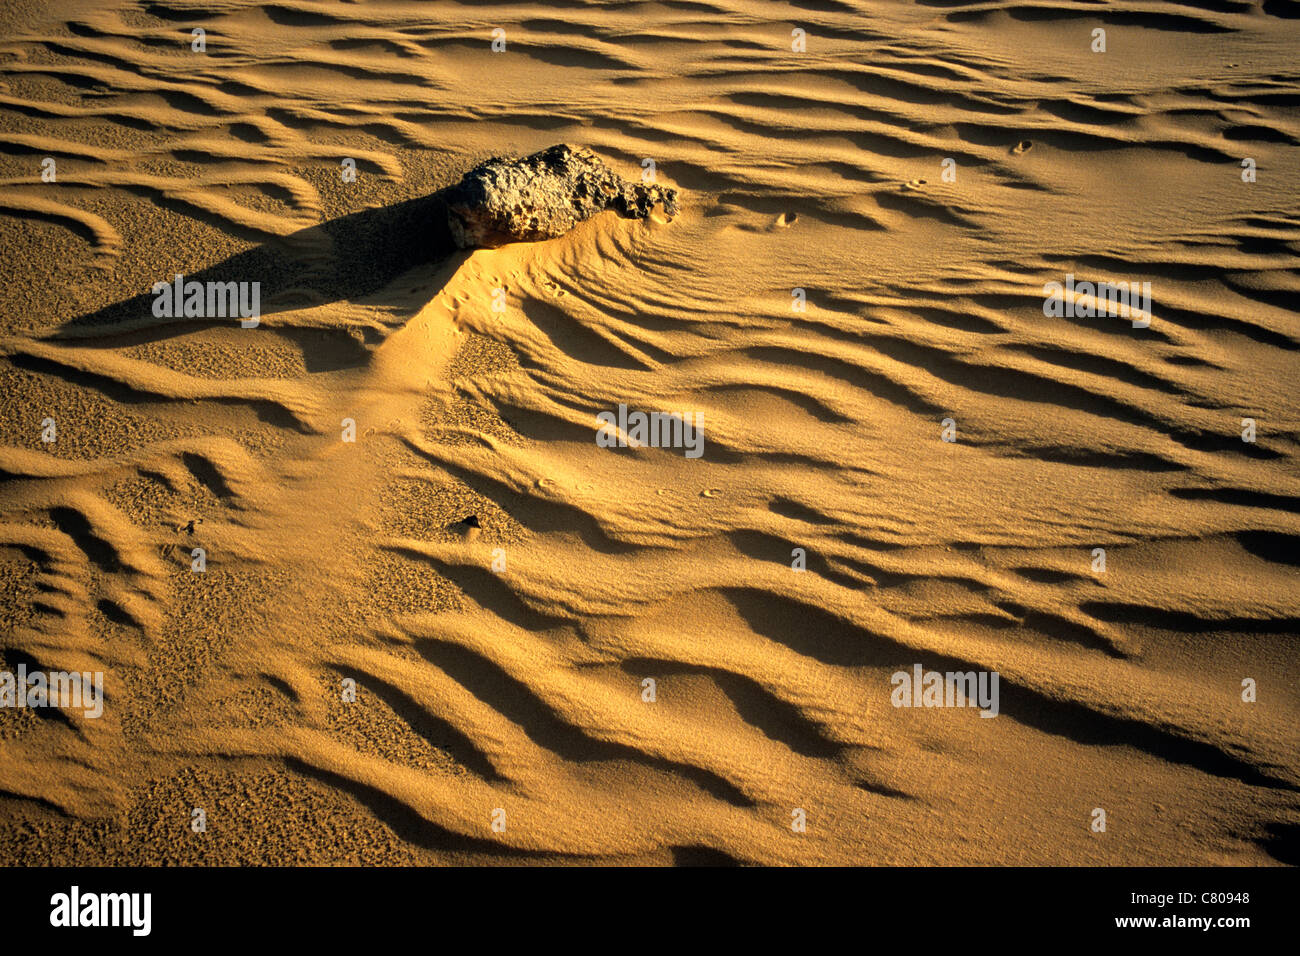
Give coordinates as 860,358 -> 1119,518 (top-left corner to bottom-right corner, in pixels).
0,0 -> 1297,866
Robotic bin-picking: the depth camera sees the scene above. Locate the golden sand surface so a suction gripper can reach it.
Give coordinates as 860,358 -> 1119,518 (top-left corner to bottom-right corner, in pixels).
0,0 -> 1296,865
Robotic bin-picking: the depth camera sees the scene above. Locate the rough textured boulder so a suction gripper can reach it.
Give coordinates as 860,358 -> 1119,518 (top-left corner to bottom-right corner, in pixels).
445,144 -> 679,249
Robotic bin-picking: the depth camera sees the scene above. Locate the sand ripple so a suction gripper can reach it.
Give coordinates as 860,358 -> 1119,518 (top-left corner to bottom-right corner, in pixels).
0,0 -> 1296,864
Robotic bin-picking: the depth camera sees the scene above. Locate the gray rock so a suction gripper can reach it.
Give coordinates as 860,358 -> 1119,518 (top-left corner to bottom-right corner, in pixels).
445,144 -> 679,249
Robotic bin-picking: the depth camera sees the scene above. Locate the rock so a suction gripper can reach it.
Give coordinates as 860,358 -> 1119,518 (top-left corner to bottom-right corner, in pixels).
445,144 -> 679,249
448,515 -> 482,540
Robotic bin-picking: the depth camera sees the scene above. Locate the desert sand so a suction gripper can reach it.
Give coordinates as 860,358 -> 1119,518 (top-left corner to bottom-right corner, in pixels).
0,0 -> 1297,866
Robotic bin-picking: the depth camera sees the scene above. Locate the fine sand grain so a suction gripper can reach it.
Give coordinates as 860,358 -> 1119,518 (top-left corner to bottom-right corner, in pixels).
0,0 -> 1297,865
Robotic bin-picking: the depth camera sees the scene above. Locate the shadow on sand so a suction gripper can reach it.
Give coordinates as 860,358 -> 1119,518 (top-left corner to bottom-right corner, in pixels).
49,189 -> 460,345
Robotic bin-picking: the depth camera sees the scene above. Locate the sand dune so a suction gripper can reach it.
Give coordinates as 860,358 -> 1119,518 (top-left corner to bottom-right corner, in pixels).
0,0 -> 1297,865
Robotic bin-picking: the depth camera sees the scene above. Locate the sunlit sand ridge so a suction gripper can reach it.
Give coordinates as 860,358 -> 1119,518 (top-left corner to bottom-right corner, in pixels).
0,0 -> 1297,865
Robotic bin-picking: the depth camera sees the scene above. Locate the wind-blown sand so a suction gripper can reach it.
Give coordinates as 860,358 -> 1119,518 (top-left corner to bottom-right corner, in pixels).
0,0 -> 1297,865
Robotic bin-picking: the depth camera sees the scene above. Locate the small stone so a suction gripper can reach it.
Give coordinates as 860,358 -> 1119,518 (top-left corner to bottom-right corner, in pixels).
449,515 -> 482,540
